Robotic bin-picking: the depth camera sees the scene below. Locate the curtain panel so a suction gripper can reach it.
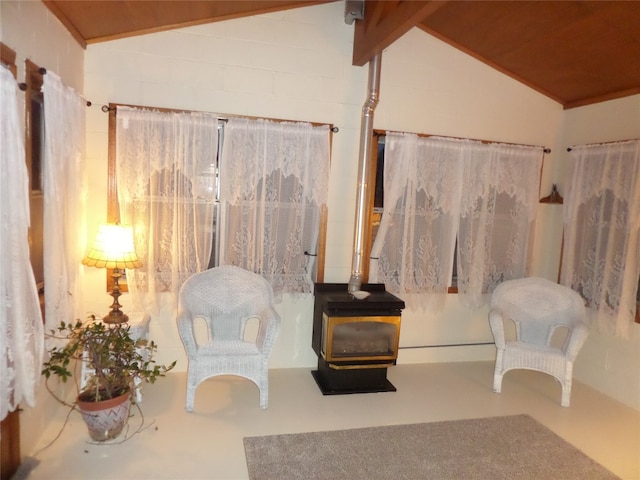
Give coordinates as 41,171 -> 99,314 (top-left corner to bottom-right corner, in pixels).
42,72 -> 87,345
116,107 -> 219,314
0,66 -> 44,420
562,140 -> 640,337
457,142 -> 543,307
371,133 -> 543,310
219,117 -> 330,297
370,133 -> 464,310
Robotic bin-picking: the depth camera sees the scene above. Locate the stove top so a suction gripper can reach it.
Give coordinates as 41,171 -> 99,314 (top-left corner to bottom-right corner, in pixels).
314,283 -> 405,312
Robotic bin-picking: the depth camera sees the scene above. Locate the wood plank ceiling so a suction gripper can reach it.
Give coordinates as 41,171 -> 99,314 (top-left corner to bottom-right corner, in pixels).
44,0 -> 640,109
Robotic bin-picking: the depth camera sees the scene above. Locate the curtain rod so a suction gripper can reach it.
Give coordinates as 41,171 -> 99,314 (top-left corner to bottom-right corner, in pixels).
102,103 -> 227,120
567,137 -> 639,152
375,130 -> 551,154
102,103 -> 339,132
17,66 -> 92,106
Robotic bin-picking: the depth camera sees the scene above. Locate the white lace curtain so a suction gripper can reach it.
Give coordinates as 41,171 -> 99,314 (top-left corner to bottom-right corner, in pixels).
457,142 -> 543,307
0,66 -> 44,421
370,133 -> 464,310
116,107 -> 219,314
42,71 -> 87,340
562,140 -> 640,337
219,118 -> 330,297
371,133 -> 543,310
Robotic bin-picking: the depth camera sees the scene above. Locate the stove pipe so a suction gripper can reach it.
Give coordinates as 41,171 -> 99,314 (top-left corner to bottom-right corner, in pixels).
348,53 -> 381,292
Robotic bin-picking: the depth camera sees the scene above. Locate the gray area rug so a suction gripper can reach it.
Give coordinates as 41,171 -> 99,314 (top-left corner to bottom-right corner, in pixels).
244,414 -> 619,480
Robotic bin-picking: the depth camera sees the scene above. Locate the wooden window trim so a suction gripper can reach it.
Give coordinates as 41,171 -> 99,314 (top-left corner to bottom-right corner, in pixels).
636,273 -> 640,324
24,60 -> 45,309
25,60 -> 44,195
0,42 -> 17,78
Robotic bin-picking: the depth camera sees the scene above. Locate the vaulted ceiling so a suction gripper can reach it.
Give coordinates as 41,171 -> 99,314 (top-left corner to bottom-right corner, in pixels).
43,0 -> 640,109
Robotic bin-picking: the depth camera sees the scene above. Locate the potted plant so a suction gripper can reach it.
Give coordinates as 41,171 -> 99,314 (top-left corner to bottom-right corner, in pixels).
42,316 -> 176,442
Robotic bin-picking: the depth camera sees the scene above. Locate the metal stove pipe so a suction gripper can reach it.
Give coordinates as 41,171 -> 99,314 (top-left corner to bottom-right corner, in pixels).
348,53 -> 381,292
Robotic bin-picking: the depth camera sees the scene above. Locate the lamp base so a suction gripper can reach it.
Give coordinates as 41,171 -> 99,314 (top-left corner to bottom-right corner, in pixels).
103,310 -> 129,324
103,268 -> 129,324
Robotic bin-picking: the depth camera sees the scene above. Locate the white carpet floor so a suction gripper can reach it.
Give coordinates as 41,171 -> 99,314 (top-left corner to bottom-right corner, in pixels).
20,361 -> 640,480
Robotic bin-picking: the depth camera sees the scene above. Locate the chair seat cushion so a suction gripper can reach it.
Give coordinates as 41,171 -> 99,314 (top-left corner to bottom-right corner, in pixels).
197,340 -> 261,356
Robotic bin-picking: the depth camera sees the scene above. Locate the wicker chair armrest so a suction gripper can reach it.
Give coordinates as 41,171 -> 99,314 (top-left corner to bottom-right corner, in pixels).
489,309 -> 506,349
177,311 -> 198,356
564,322 -> 589,361
256,306 -> 282,356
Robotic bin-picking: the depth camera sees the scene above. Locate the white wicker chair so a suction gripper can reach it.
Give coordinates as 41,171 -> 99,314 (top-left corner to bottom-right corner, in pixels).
489,277 -> 589,407
177,265 -> 281,411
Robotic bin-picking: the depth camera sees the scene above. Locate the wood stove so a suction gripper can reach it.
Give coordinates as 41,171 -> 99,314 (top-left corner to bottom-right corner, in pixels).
312,283 -> 405,395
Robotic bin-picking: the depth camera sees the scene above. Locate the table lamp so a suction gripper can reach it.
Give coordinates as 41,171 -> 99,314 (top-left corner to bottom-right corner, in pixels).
82,223 -> 142,324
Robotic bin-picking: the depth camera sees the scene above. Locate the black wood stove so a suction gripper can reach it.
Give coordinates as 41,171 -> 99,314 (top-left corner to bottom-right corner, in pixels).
311,283 -> 405,395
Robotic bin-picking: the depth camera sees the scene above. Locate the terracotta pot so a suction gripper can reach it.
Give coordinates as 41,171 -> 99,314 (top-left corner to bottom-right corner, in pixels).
77,390 -> 131,441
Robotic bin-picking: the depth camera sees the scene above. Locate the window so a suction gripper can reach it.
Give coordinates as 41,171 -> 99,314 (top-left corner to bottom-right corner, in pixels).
107,105 -> 223,294
369,132 -> 543,308
561,140 -> 639,335
218,117 -> 330,295
371,134 -> 459,293
565,186 -> 639,330
107,105 -> 330,303
370,137 -> 384,262
110,106 -> 219,311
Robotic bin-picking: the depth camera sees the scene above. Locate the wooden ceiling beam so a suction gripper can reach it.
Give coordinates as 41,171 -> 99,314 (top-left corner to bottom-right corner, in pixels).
352,1 -> 447,66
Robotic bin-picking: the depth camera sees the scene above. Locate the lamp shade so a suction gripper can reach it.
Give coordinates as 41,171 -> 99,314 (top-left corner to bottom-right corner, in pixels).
82,224 -> 142,269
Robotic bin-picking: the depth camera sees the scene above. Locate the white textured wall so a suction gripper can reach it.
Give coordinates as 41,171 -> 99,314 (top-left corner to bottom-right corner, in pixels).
1,0 -> 85,459
560,95 -> 640,411
82,2 -> 565,374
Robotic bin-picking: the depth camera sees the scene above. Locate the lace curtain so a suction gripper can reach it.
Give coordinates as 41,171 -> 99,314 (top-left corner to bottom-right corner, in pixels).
1,66 -> 44,420
116,107 -> 219,314
42,72 -> 87,344
457,143 -> 543,307
219,118 -> 330,297
561,140 -> 640,337
370,133 -> 464,310
370,133 -> 543,310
